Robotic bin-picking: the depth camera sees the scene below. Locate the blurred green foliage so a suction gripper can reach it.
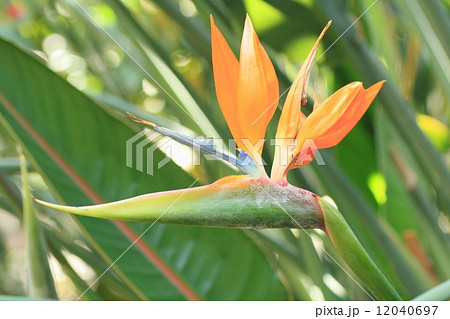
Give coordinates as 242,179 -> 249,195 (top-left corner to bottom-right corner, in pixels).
0,0 -> 448,300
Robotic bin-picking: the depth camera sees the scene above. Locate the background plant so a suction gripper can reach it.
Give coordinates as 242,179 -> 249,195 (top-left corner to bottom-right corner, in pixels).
0,0 -> 448,301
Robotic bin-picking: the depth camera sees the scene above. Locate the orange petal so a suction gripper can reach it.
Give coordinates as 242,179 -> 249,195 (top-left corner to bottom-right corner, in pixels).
236,15 -> 278,156
293,140 -> 317,168
271,22 -> 330,180
257,30 -> 279,126
288,81 -> 384,170
275,21 -> 331,141
297,82 -> 364,142
285,82 -> 363,171
210,16 -> 242,141
314,81 -> 385,148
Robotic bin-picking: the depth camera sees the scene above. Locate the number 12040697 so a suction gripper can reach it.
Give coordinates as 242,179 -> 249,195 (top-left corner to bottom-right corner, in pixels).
376,306 -> 438,316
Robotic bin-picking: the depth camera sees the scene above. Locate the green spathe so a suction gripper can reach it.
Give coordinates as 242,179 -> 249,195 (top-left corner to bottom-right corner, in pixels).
319,197 -> 402,301
36,176 -> 324,229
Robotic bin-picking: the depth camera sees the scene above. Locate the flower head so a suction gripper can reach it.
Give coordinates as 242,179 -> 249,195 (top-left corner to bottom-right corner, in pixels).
36,15 -> 385,229
211,16 -> 385,180
34,16 -> 396,300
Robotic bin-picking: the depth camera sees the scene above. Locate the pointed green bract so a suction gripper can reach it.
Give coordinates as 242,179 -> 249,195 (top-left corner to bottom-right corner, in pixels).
37,176 -> 324,229
319,197 -> 402,301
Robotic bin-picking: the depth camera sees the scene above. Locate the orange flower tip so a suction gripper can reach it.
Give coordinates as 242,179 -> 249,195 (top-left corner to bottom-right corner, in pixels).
365,80 -> 386,94
347,81 -> 363,90
244,14 -> 254,31
318,20 -> 332,39
127,112 -> 156,128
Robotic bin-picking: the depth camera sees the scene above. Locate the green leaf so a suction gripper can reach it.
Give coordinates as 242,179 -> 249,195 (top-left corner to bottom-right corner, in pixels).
396,0 -> 450,97
19,150 -> 57,299
48,245 -> 102,301
375,108 -> 450,281
72,0 -> 221,138
139,0 -> 211,58
412,280 -> 450,301
0,36 -> 287,300
45,231 -> 143,301
0,166 -> 22,218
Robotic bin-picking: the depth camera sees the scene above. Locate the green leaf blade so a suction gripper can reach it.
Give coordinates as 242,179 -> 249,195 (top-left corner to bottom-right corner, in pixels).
19,151 -> 57,299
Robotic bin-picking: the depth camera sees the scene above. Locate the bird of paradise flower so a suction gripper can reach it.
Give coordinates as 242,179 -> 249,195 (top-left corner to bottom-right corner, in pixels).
36,16 -> 400,300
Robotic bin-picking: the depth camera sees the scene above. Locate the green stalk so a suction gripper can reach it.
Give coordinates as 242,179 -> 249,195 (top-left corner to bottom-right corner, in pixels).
319,197 -> 402,301
20,151 -> 58,299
